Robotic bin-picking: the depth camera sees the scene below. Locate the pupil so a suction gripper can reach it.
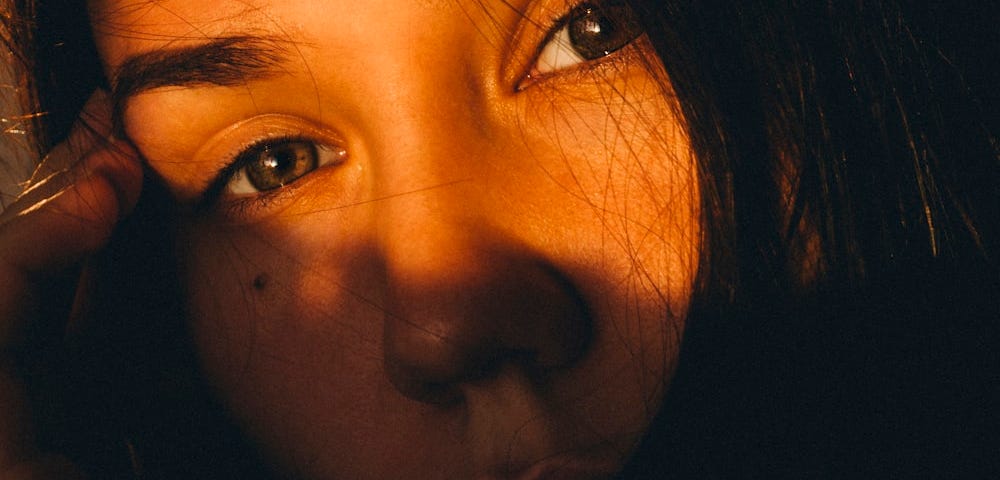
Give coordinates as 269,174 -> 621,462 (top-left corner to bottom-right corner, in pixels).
246,141 -> 317,191
581,16 -> 603,36
262,155 -> 280,170
265,148 -> 295,174
568,3 -> 640,60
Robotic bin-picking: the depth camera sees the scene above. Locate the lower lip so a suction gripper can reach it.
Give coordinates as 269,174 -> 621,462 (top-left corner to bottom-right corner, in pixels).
510,456 -> 618,480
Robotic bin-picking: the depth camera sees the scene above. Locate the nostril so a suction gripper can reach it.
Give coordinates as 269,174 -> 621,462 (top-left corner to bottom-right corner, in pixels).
385,360 -> 465,407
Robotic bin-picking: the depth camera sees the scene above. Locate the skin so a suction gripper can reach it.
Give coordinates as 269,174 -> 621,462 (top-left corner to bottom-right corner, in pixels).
87,0 -> 700,478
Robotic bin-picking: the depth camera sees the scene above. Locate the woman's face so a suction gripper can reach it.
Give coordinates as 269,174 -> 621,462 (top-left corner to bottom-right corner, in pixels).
90,0 -> 698,478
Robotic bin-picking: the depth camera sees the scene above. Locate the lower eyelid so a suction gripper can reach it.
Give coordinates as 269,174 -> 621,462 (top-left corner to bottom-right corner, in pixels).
225,186 -> 294,218
216,167 -> 315,220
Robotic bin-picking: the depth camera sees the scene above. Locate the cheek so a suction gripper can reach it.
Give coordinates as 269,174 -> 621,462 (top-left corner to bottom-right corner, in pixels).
506,74 -> 699,423
179,213 -> 690,478
518,74 -> 699,311
171,63 -> 698,479
180,218 -> 382,394
179,222 -> 435,477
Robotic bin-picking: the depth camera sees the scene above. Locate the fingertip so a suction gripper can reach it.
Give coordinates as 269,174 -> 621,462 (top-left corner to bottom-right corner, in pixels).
94,137 -> 144,217
72,99 -> 144,218
9,163 -> 128,272
80,90 -> 143,217
76,90 -> 114,141
27,90 -> 118,186
0,89 -> 144,274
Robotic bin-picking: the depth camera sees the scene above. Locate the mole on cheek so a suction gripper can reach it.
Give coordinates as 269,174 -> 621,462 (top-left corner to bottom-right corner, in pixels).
252,273 -> 269,291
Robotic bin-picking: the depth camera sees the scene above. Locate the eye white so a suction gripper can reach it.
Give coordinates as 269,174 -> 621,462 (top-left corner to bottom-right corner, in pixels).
227,143 -> 347,195
534,24 -> 587,74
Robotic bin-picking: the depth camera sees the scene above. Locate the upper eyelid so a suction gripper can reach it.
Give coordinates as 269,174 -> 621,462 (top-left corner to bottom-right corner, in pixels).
518,2 -> 645,88
529,14 -> 580,74
181,113 -> 346,206
109,35 -> 296,133
503,0 -> 580,88
179,2 -> 630,209
529,11 -> 576,65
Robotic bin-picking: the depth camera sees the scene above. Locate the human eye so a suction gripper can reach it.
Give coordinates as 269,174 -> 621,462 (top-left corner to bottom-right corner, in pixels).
532,1 -> 642,76
224,137 -> 347,195
192,133 -> 349,218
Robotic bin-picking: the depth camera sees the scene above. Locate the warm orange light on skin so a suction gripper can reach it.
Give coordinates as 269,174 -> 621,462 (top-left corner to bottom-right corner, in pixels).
90,0 -> 699,478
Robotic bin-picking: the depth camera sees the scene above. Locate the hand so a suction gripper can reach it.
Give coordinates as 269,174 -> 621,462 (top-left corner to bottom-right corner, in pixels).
0,91 -> 142,478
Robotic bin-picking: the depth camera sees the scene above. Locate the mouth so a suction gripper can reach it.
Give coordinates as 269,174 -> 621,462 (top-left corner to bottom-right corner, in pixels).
479,454 -> 619,480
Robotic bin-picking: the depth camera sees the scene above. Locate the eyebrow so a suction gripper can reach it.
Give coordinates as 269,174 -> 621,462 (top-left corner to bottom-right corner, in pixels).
110,35 -> 291,128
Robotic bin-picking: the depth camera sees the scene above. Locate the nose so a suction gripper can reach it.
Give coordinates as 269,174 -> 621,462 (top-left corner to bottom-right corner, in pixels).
378,200 -> 592,405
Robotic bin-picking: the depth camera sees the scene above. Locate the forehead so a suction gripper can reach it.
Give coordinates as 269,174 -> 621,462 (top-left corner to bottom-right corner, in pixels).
88,0 -> 548,74
87,0 -> 536,37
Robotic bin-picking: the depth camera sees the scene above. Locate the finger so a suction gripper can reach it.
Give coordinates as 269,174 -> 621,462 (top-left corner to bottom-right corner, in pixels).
0,92 -> 140,474
0,91 -> 140,342
20,90 -> 117,194
0,136 -> 141,277
0,91 -> 142,280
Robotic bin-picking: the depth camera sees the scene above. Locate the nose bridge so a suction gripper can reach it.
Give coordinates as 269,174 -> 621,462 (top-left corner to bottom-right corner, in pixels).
368,83 -> 495,272
360,5 -> 497,197
367,69 -> 493,195
359,25 -> 594,403
366,49 -> 500,273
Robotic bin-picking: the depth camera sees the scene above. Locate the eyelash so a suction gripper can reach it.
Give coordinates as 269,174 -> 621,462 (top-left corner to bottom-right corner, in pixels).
219,184 -> 296,219
522,1 -> 643,86
198,134 -> 330,214
199,1 -> 643,218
